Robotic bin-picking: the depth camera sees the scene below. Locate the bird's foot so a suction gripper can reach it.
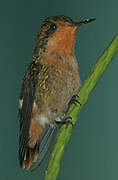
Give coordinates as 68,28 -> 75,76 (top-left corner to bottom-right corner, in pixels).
66,94 -> 81,113
55,117 -> 73,127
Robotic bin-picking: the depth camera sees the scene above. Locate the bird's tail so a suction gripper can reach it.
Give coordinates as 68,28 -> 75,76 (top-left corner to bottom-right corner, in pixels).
30,125 -> 57,171
19,124 -> 57,170
21,144 -> 39,169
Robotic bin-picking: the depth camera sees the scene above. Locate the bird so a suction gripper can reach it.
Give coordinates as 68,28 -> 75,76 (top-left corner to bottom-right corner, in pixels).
18,15 -> 95,171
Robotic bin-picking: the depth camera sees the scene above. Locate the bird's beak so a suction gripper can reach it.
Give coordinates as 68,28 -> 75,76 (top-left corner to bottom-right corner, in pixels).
72,18 -> 96,27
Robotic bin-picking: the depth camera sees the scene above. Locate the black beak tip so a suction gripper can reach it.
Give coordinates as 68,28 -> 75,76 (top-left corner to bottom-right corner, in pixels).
87,18 -> 96,22
74,18 -> 96,27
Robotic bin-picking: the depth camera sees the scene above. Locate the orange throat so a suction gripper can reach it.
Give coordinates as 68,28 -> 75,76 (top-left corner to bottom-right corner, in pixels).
47,24 -> 77,55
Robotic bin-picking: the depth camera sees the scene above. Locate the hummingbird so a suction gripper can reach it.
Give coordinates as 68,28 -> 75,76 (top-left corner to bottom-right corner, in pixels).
18,15 -> 95,171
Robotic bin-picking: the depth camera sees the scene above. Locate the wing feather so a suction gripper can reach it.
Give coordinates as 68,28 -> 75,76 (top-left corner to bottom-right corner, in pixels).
19,59 -> 58,170
19,61 -> 38,167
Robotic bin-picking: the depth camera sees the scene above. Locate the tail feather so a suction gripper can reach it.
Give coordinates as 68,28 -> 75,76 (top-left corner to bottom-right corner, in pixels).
20,124 -> 57,170
22,146 -> 39,169
30,125 -> 57,171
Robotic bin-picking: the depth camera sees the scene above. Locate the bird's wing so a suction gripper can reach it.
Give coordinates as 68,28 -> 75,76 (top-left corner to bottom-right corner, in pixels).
18,60 -> 39,167
19,60 -> 58,170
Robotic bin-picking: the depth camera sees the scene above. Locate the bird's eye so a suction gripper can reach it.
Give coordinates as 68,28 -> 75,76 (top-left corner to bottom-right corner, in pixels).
49,23 -> 57,31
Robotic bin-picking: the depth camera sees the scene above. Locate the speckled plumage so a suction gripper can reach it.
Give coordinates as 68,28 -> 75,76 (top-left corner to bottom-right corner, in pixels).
18,15 -> 95,170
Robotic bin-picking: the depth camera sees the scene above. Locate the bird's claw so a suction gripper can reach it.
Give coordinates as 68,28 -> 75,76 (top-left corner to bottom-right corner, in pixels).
64,117 -> 73,127
66,94 -> 81,113
55,116 -> 73,127
70,94 -> 81,106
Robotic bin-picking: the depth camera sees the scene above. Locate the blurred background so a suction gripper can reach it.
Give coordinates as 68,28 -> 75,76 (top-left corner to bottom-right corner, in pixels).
0,0 -> 118,179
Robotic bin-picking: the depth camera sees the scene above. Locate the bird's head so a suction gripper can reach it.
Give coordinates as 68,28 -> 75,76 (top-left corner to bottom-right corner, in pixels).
34,15 -> 95,56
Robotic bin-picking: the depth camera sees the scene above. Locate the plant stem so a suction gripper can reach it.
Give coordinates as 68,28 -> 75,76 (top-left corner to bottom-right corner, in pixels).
44,34 -> 118,180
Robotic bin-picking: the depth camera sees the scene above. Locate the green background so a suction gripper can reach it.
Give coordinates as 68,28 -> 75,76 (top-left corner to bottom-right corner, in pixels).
0,0 -> 118,179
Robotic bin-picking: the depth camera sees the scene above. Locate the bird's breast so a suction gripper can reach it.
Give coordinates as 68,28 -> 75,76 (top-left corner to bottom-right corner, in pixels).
34,53 -> 80,122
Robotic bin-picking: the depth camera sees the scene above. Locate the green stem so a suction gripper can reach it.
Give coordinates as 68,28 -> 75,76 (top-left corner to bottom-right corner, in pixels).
44,34 -> 118,180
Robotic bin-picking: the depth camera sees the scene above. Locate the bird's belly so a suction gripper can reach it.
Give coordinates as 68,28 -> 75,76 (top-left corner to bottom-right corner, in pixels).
35,70 -> 80,124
